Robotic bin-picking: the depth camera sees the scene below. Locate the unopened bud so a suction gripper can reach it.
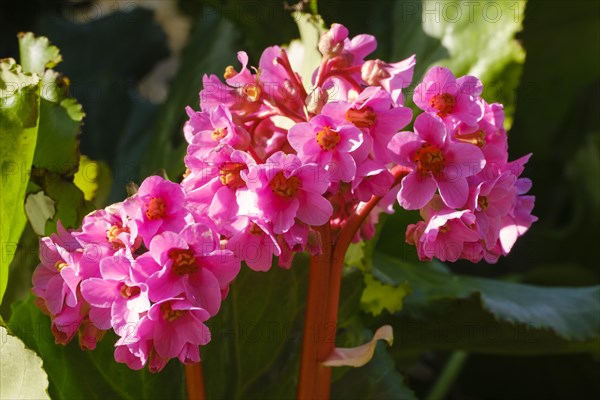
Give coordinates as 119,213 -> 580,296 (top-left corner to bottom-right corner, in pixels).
305,87 -> 329,114
361,59 -> 391,86
318,23 -> 349,57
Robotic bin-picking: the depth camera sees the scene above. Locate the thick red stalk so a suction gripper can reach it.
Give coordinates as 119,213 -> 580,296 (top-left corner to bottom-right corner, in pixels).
297,166 -> 411,399
185,362 -> 206,400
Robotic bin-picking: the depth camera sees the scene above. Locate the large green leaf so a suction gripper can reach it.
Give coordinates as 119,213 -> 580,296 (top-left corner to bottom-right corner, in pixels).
9,295 -> 184,400
419,0 -> 526,125
201,260 -> 309,399
0,326 -> 49,399
15,33 -> 93,234
373,252 -> 600,352
0,58 -> 40,304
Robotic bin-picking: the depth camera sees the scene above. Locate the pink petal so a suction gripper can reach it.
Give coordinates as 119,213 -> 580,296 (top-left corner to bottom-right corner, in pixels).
296,192 -> 333,226
414,113 -> 446,147
436,178 -> 469,209
398,173 -> 437,210
185,269 -> 222,316
81,278 -> 118,307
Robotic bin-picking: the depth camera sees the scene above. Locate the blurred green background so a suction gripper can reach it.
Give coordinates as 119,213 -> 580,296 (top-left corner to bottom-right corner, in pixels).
1,1 -> 598,399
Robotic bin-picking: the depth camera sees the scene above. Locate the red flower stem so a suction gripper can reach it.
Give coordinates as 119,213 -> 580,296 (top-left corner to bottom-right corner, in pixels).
298,223 -> 334,399
297,165 -> 411,400
185,362 -> 206,400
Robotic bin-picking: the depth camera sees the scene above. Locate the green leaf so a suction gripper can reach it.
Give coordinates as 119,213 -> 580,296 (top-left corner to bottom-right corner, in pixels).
361,273 -> 411,316
0,326 -> 50,399
73,156 -> 113,208
9,295 -> 184,400
373,252 -> 600,352
420,0 -> 526,125
0,58 -> 40,304
32,70 -> 85,177
201,261 -> 309,399
13,32 -> 95,234
17,32 -> 62,75
30,172 -> 95,233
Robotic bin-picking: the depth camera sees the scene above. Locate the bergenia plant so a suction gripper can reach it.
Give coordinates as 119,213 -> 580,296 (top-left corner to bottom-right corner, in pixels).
31,21 -> 535,398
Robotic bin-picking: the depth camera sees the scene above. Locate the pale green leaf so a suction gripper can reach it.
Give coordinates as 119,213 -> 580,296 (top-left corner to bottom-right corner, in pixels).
17,32 -> 62,75
0,326 -> 50,399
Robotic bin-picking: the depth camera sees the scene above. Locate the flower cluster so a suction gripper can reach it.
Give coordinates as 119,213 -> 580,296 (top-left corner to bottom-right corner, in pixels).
31,22 -> 535,371
32,176 -> 240,372
400,67 -> 537,262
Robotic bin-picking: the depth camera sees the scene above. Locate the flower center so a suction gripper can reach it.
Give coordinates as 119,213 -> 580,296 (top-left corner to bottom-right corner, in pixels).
316,125 -> 341,151
224,65 -> 237,79
160,302 -> 185,322
119,283 -> 141,299
478,196 -> 489,210
455,130 -> 485,147
430,93 -> 456,116
269,172 -> 301,198
146,197 -> 166,220
212,127 -> 228,141
414,143 -> 445,175
243,83 -> 261,102
107,224 -> 129,249
55,261 -> 67,271
168,249 -> 198,275
219,162 -> 246,189
249,223 -> 263,235
345,106 -> 377,128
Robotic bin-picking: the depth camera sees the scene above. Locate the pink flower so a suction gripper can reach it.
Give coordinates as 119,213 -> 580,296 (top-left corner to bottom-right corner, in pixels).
321,86 -> 412,163
259,46 -> 305,113
454,101 -> 508,167
288,115 -> 363,182
411,199 -> 481,262
414,66 -> 484,129
78,317 -> 106,350
241,152 -> 333,234
389,113 -> 486,209
144,224 -> 239,316
33,224 -> 80,315
136,298 -> 211,361
351,159 -> 394,202
74,204 -> 140,253
80,255 -> 150,331
468,170 -> 517,245
318,23 -> 349,57
498,155 -> 537,254
184,104 -> 250,159
361,55 -> 416,105
124,176 -> 190,247
183,145 -> 255,234
50,298 -> 86,345
227,220 -> 281,272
